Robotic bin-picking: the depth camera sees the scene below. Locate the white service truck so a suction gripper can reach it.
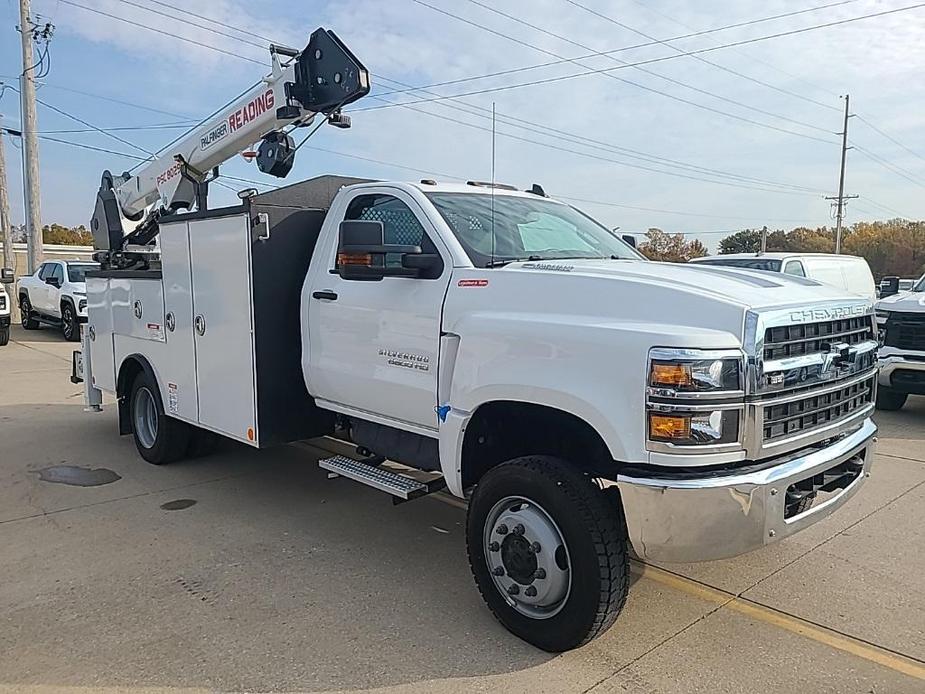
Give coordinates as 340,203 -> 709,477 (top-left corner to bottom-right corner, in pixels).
72,28 -> 879,651
875,273 -> 925,410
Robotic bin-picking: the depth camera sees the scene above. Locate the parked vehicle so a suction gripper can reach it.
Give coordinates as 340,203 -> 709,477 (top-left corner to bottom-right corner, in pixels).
879,276 -> 918,298
16,259 -> 99,341
875,273 -> 925,410
0,268 -> 12,346
689,252 -> 877,302
74,177 -> 879,651
71,30 -> 878,652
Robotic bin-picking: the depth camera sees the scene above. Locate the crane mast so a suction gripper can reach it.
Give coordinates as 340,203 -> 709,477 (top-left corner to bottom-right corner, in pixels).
90,28 -> 369,267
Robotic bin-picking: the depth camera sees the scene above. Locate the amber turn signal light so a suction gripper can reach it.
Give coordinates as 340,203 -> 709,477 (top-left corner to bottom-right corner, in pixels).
649,413 -> 691,441
650,362 -> 692,387
337,252 -> 373,266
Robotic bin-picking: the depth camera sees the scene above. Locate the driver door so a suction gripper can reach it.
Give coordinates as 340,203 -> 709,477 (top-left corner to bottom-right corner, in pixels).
307,188 -> 451,432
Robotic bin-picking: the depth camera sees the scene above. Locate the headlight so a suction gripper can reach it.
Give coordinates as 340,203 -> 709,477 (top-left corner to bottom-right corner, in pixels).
649,410 -> 740,445
875,309 -> 890,325
647,348 -> 744,451
79,299 -> 87,312
648,349 -> 742,393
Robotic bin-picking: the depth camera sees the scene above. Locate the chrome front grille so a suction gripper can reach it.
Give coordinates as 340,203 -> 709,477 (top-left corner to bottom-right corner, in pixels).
762,375 -> 875,442
745,301 -> 878,459
764,316 -> 874,361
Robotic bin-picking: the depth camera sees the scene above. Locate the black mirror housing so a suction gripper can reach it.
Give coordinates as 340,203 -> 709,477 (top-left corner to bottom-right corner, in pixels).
338,219 -> 435,280
0,268 -> 13,284
880,275 -> 900,297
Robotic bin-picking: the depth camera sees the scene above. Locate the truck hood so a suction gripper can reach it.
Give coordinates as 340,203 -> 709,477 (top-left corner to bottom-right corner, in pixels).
510,259 -> 860,310
877,291 -> 925,313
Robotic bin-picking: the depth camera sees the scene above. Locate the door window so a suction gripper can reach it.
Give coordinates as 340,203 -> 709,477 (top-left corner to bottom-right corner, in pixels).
50,264 -> 64,284
783,260 -> 805,277
342,194 -> 440,272
37,263 -> 52,279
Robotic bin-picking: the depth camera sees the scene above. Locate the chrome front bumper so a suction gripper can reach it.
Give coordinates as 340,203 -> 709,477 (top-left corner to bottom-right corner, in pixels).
615,418 -> 876,563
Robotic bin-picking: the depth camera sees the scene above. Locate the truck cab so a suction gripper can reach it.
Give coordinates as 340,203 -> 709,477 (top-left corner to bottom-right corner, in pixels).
75,176 -> 878,652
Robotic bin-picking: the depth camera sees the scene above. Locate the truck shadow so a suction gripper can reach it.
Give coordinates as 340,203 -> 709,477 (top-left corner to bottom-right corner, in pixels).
0,403 -> 650,692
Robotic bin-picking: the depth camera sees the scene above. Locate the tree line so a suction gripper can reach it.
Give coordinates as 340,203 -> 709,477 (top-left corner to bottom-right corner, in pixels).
636,219 -> 925,279
6,223 -> 94,246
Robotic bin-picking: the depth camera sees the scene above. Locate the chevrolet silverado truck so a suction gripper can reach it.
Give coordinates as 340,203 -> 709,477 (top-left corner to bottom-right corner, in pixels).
17,259 -> 99,341
875,273 -> 925,410
74,176 -> 878,651
0,268 -> 12,346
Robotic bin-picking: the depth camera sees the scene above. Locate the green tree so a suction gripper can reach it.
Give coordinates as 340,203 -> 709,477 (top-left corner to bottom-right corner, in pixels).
42,224 -> 93,245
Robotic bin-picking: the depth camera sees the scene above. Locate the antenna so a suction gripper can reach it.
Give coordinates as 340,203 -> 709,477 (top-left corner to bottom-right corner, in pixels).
490,102 -> 496,268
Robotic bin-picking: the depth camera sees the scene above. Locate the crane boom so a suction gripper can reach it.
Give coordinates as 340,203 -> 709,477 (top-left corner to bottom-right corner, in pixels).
90,27 -> 369,259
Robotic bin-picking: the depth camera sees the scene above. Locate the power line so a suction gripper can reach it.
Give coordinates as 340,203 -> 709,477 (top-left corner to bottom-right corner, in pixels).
851,143 -> 925,189
854,113 -> 925,165
362,3 -> 925,110
417,0 -> 836,144
60,0 -> 830,196
58,0 -> 266,65
597,0 -> 846,112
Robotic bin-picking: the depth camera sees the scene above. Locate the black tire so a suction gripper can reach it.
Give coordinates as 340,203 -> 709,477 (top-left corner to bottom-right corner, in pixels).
0,326 -> 9,346
186,428 -> 219,458
61,301 -> 80,342
876,388 -> 907,411
466,456 -> 629,652
129,372 -> 191,465
19,295 -> 39,329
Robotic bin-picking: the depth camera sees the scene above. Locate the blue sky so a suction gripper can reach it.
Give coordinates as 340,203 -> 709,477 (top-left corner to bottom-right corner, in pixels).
2,0 -> 925,250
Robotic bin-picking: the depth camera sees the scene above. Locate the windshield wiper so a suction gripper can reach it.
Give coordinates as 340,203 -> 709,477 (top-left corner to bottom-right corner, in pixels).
485,255 -> 543,268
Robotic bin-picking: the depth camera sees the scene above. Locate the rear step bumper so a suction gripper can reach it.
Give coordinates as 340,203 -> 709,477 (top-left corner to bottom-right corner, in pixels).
319,455 -> 445,502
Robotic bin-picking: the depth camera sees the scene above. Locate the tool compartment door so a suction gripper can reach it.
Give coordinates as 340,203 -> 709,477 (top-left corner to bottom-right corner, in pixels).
188,213 -> 258,444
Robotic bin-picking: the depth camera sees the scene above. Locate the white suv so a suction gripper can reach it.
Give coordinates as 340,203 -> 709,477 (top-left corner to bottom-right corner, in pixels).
16,260 -> 99,341
0,268 -> 11,346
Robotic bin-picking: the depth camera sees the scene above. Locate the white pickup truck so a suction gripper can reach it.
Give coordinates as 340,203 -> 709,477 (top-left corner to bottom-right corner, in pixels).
875,273 -> 925,410
74,175 -> 878,651
0,268 -> 12,346
16,259 -> 99,341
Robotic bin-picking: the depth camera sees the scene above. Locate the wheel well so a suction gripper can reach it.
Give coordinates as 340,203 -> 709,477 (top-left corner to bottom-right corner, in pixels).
461,401 -> 613,488
116,355 -> 153,435
60,296 -> 75,310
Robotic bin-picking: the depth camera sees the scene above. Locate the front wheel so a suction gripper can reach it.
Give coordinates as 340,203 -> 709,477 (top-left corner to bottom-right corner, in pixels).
876,387 -> 907,411
61,302 -> 80,342
0,325 -> 9,346
129,372 -> 191,464
467,456 -> 629,652
20,296 -> 39,329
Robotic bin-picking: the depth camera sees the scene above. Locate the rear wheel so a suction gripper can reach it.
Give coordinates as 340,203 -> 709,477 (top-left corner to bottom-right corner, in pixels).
61,302 -> 80,342
876,387 -> 907,411
467,456 -> 629,652
19,295 -> 39,329
0,325 -> 9,346
129,372 -> 190,464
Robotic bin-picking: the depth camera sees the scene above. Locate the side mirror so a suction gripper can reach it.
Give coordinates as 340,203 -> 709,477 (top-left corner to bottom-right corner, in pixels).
46,276 -> 61,288
337,220 -> 431,280
621,234 -> 637,249
880,275 -> 900,297
0,268 -> 13,284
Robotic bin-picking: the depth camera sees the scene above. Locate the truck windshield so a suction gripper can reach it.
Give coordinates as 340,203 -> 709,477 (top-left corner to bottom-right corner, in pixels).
694,258 -> 783,272
67,264 -> 99,282
913,275 -> 925,292
425,192 -> 640,267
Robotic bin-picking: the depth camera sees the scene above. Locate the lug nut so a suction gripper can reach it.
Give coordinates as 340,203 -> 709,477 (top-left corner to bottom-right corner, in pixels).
492,566 -> 505,576
531,541 -> 542,553
534,568 -> 546,580
507,585 -> 520,596
513,524 -> 525,536
496,524 -> 508,535
488,541 -> 500,552
525,586 -> 537,597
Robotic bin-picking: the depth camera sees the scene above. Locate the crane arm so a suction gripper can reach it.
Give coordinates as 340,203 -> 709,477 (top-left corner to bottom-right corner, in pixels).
91,28 -> 369,255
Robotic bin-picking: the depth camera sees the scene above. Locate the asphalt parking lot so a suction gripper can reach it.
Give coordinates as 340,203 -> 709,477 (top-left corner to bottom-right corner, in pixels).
1,324 -> 923,694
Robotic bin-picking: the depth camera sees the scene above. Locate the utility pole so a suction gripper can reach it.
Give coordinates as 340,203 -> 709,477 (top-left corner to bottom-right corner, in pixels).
18,0 -> 43,273
0,123 -> 14,273
760,225 -> 768,254
826,94 -> 858,255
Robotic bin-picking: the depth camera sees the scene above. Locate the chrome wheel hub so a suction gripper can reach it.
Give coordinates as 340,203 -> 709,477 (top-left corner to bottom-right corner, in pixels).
483,496 -> 571,619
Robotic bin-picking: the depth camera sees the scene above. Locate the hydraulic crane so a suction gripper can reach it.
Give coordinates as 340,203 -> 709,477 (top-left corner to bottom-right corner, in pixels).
90,28 -> 369,268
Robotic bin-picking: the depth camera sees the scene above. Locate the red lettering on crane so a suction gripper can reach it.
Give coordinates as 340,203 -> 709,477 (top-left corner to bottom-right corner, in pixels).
228,89 -> 276,133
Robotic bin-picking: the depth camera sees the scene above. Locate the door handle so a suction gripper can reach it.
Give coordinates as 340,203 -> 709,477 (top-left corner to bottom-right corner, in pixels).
194,314 -> 206,336
312,290 -> 338,301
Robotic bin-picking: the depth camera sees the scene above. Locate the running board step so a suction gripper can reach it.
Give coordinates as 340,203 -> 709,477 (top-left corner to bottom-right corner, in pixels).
318,455 -> 443,502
